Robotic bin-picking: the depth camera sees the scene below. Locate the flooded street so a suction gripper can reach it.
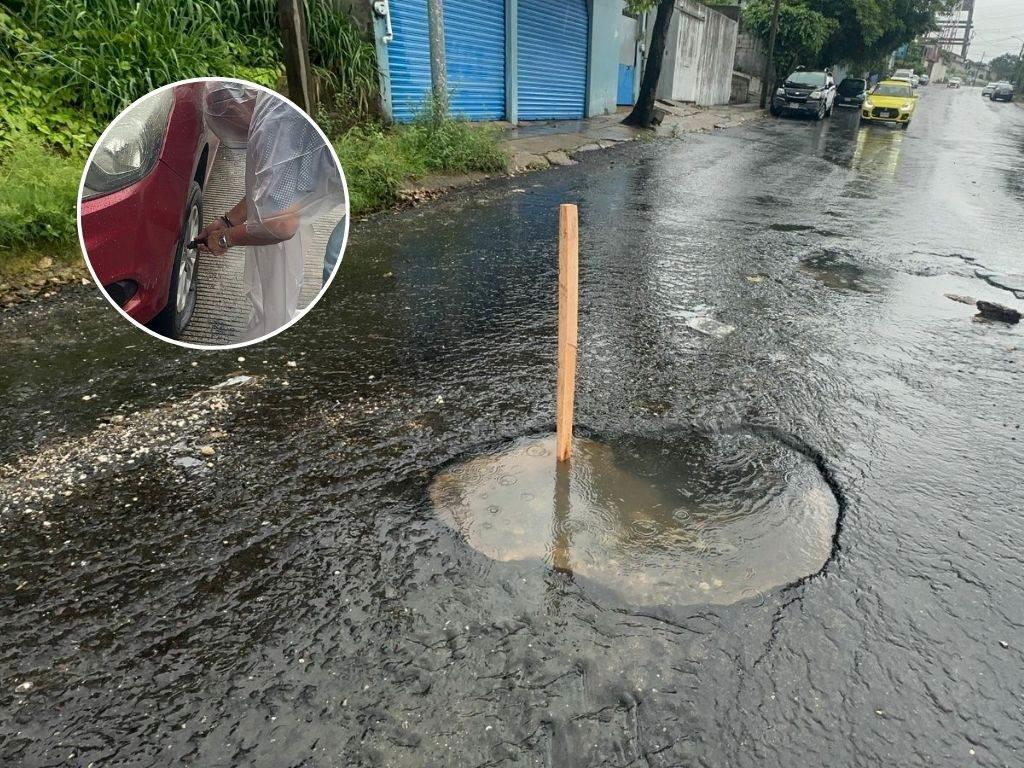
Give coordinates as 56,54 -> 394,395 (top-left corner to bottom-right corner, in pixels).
3,88 -> 1024,766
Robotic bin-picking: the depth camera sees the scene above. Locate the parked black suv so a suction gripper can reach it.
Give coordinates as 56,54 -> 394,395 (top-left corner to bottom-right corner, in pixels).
991,82 -> 1014,102
770,69 -> 837,120
836,77 -> 869,107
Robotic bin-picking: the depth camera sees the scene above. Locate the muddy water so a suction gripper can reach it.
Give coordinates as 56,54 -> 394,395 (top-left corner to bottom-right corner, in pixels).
2,89 -> 1024,767
431,432 -> 837,605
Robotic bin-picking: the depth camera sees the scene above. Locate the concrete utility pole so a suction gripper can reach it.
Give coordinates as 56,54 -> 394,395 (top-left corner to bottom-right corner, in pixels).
759,0 -> 782,109
277,0 -> 314,114
426,0 -> 448,114
961,0 -> 974,61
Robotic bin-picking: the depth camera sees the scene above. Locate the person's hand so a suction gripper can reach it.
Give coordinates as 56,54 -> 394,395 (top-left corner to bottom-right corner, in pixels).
195,219 -> 228,254
204,231 -> 229,257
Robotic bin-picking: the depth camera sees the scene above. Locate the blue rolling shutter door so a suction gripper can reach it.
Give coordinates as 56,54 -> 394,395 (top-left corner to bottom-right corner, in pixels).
444,0 -> 506,120
387,2 -> 431,122
517,0 -> 588,120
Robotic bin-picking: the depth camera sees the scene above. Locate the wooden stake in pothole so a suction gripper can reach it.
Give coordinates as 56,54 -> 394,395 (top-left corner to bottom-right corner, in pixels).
556,204 -> 579,463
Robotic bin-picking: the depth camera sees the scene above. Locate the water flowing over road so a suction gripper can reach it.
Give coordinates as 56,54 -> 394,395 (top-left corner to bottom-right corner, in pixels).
2,88 -> 1023,766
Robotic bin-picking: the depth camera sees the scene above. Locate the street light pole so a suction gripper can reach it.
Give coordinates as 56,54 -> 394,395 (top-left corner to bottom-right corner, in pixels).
759,0 -> 782,109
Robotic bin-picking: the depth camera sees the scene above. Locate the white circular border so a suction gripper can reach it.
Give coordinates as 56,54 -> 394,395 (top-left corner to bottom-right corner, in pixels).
76,76 -> 351,351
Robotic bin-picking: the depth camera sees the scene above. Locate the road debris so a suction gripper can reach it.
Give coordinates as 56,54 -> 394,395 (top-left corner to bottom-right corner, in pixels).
945,294 -> 1021,323
687,316 -> 736,338
976,301 -> 1021,324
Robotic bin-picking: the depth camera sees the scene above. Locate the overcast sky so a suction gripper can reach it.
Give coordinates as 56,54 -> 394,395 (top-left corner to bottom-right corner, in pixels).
969,0 -> 1024,61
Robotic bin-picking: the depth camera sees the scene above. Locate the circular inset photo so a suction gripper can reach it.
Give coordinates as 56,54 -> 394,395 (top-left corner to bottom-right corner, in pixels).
78,78 -> 348,348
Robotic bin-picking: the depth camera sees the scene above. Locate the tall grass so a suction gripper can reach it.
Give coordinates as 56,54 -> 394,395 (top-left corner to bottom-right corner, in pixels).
2,0 -> 379,142
0,131 -> 80,249
336,104 -> 508,215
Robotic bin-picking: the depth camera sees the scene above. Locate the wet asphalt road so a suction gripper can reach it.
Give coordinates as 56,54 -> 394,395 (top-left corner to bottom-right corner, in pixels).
2,87 -> 1024,767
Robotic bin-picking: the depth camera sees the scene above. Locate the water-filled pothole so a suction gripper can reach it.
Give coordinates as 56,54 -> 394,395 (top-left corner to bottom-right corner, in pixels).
430,431 -> 839,605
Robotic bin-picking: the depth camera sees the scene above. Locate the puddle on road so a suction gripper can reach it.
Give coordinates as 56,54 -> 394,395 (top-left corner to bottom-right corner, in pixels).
770,223 -> 817,233
429,431 -> 838,606
800,252 -> 888,293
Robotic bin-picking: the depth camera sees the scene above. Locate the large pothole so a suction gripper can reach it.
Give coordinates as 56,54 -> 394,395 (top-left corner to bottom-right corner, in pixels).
429,430 -> 839,606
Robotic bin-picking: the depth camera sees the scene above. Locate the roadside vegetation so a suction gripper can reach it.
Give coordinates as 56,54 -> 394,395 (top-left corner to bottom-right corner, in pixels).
332,102 -> 507,215
0,0 -> 505,279
742,0 -> 951,80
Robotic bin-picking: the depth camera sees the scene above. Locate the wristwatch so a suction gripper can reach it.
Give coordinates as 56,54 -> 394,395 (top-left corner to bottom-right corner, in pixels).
218,232 -> 230,251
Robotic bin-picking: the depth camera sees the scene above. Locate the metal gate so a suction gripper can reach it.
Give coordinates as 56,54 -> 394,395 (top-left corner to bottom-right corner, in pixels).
517,0 -> 589,120
387,0 -> 432,122
444,0 -> 506,120
386,0 -> 505,122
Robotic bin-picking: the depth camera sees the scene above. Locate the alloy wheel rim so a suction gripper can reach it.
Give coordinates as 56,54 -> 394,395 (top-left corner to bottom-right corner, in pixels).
177,204 -> 200,316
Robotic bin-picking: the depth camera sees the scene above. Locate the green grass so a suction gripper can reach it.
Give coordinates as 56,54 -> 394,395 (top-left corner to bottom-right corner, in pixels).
0,132 -> 80,252
335,112 -> 508,215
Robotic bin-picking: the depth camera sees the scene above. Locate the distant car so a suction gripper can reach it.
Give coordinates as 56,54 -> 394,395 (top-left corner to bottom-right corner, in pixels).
991,82 -> 1015,102
836,77 -> 869,107
982,82 -> 998,97
861,79 -> 918,129
893,68 -> 915,82
910,74 -> 920,88
948,77 -> 962,88
770,69 -> 837,120
81,84 -> 218,339
919,74 -> 929,86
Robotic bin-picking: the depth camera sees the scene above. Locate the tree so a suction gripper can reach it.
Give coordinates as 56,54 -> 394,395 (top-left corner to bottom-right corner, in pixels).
622,0 -> 675,129
743,1 -> 836,83
988,53 -> 1019,83
745,0 -> 953,78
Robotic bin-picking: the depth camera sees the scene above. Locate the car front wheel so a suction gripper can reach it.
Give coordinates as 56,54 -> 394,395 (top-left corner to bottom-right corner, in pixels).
151,180 -> 202,340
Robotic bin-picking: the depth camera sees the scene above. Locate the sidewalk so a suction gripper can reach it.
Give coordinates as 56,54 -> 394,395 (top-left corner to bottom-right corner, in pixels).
504,101 -> 765,171
400,102 -> 765,198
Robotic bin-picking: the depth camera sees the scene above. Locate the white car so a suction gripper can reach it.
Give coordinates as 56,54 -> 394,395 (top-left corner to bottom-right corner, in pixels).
910,74 -> 920,88
948,77 -> 962,88
982,82 -> 998,97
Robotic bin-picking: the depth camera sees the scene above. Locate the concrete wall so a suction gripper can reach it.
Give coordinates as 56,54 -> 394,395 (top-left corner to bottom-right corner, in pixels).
734,31 -> 765,77
655,1 -> 738,106
588,0 -> 636,116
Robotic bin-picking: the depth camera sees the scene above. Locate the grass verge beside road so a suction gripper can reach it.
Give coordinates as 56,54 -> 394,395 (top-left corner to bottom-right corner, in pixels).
334,113 -> 508,215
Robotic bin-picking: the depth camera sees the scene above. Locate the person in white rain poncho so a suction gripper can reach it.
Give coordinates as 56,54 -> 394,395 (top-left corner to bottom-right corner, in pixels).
197,83 -> 344,341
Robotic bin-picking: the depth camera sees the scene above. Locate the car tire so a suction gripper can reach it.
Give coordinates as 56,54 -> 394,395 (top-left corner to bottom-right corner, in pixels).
151,180 -> 202,340
901,121 -> 910,131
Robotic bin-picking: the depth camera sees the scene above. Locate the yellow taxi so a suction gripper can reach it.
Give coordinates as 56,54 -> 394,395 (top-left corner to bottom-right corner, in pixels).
861,80 -> 919,129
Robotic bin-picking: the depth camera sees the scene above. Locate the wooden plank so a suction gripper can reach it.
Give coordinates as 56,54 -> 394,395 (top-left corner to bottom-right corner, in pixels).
556,204 -> 579,463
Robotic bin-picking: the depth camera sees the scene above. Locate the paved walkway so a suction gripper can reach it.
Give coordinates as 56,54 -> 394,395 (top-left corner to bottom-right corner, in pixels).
181,147 -> 346,346
502,102 -> 765,171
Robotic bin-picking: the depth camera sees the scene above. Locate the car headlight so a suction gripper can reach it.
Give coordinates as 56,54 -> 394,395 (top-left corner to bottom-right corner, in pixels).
83,90 -> 174,198
809,90 -> 823,100
863,100 -> 874,110
902,102 -> 913,110
775,88 -> 785,96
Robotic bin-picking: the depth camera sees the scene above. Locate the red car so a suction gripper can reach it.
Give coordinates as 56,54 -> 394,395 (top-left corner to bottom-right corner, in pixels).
81,83 -> 218,339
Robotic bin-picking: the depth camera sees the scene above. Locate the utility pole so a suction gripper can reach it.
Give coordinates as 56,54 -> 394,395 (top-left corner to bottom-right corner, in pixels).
759,0 -> 782,109
426,0 -> 448,115
960,0 -> 974,60
1017,40 -> 1024,89
277,0 -> 314,114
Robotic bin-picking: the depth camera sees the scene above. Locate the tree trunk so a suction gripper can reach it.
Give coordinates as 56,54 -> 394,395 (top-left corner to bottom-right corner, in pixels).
622,0 -> 675,129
